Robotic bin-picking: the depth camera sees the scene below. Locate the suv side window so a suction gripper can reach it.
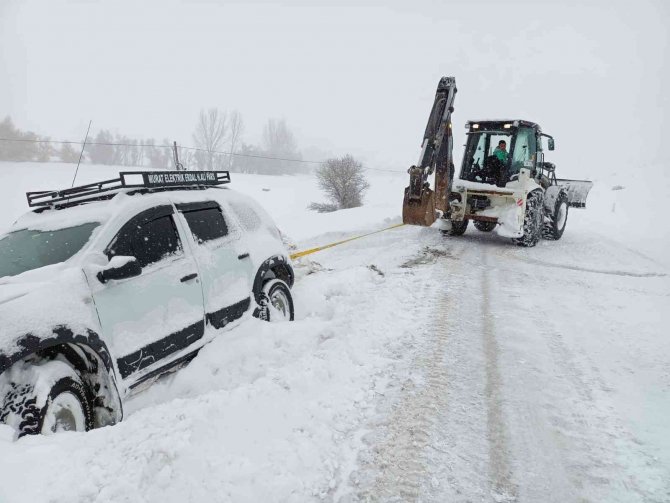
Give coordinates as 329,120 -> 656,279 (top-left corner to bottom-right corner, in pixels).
107,206 -> 183,268
228,200 -> 261,233
177,201 -> 228,244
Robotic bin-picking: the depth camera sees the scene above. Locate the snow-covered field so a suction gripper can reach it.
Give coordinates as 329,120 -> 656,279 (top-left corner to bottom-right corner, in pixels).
0,161 -> 668,502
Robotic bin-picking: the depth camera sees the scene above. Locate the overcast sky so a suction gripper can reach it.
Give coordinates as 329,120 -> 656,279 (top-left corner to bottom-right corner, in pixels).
1,0 -> 668,176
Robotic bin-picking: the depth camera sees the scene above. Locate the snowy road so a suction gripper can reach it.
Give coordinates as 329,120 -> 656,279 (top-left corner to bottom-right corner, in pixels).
0,165 -> 668,502
346,225 -> 669,502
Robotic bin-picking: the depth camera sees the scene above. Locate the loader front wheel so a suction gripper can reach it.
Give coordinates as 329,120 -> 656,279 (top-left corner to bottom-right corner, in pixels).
543,191 -> 569,240
442,219 -> 469,237
514,190 -> 543,247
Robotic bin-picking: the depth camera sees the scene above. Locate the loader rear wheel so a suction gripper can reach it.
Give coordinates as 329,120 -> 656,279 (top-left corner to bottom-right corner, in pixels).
543,191 -> 569,240
514,190 -> 543,247
442,219 -> 469,236
474,220 -> 496,233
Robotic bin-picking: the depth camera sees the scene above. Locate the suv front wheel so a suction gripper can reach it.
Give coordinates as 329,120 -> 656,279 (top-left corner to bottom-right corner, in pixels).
0,360 -> 93,437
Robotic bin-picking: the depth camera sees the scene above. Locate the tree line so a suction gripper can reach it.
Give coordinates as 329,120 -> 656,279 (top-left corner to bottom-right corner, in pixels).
0,111 -> 309,175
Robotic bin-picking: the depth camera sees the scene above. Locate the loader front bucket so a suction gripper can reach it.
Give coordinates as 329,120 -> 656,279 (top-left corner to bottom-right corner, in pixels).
402,186 -> 436,226
557,179 -> 594,208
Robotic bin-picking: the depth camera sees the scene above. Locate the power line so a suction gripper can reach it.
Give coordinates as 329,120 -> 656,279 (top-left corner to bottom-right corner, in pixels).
0,136 -> 407,173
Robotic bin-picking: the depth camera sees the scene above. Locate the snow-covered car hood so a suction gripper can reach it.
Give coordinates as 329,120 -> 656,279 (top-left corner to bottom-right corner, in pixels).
0,282 -> 35,306
0,266 -> 101,362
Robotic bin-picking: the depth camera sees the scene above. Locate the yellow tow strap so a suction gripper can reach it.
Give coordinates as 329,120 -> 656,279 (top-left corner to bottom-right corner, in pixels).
289,223 -> 406,260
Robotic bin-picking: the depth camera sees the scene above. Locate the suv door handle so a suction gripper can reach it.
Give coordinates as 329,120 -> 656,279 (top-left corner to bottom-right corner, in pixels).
237,253 -> 250,260
180,273 -> 198,283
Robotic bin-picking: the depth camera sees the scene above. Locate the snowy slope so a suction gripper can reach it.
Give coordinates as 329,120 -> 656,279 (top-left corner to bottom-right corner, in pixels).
0,161 -> 668,502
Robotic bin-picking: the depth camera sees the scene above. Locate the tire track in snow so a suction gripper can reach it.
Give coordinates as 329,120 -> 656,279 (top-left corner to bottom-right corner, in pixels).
353,242 -> 519,502
508,255 -> 666,278
481,247 -> 518,502
353,246 -> 462,502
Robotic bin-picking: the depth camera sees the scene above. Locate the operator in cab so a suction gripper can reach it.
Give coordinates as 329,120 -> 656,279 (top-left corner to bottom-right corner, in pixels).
493,140 -> 508,163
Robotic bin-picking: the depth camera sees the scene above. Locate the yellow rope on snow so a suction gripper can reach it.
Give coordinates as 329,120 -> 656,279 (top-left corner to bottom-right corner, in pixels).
289,223 -> 406,260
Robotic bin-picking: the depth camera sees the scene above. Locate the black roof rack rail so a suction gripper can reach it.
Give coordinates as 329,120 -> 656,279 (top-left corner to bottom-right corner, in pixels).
26,170 -> 231,209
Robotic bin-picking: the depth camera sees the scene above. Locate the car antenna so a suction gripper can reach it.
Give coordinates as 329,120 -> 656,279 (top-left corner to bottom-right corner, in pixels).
172,140 -> 184,171
70,120 -> 92,188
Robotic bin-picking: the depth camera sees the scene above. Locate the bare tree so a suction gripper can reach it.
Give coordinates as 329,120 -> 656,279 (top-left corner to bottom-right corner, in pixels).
35,137 -> 55,162
228,110 -> 244,170
192,108 -> 229,170
262,118 -> 304,174
87,130 -> 114,165
0,116 -> 39,161
262,118 -> 296,155
311,154 -> 370,211
59,142 -> 80,163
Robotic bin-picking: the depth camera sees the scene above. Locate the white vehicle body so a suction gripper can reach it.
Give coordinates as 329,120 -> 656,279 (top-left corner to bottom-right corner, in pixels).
0,182 -> 294,431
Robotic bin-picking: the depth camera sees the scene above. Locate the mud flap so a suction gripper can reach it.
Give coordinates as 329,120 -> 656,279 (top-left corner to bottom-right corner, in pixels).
556,179 -> 594,208
402,187 -> 436,226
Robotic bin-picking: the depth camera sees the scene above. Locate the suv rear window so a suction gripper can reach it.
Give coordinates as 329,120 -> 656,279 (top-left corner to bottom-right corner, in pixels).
180,205 -> 228,244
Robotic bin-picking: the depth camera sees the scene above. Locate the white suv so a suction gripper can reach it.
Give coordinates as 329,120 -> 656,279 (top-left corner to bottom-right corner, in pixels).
0,171 -> 294,437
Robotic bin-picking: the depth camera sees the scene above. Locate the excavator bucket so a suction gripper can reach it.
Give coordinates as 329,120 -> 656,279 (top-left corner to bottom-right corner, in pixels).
402,186 -> 436,226
557,179 -> 594,208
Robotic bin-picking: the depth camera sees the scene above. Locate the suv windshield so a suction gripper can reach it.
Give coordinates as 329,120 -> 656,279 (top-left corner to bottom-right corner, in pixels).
0,222 -> 100,278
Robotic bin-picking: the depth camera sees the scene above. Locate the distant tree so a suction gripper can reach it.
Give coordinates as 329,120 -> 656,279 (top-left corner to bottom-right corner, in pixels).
145,138 -> 173,170
87,130 -> 114,165
35,137 -> 55,162
228,110 -> 244,170
234,143 -> 265,174
59,142 -> 80,163
0,116 -> 39,161
193,108 -> 228,170
312,154 -> 370,211
262,118 -> 304,174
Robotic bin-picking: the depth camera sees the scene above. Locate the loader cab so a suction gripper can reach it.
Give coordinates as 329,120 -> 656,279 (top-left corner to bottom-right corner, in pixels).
460,120 -> 543,187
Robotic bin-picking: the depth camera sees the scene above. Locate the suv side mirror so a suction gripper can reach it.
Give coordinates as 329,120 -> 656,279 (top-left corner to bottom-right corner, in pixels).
97,256 -> 141,283
547,138 -> 555,151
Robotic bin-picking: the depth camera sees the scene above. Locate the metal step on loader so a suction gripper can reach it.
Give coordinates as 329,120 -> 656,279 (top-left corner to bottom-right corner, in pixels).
402,76 -> 593,247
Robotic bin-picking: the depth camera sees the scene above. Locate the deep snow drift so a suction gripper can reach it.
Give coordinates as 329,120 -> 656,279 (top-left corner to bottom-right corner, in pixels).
0,161 -> 668,502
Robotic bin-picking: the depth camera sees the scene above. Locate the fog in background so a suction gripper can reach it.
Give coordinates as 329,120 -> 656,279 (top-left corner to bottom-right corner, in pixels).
1,0 -> 667,178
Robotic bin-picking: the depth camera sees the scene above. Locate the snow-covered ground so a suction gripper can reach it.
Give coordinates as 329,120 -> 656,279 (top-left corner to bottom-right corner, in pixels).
0,161 -> 668,502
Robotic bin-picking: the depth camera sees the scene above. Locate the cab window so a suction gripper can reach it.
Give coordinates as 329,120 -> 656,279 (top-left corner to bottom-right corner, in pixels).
511,127 -> 537,173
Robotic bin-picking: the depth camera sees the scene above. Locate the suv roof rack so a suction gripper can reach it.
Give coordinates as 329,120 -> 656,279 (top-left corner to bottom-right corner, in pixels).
26,170 -> 231,209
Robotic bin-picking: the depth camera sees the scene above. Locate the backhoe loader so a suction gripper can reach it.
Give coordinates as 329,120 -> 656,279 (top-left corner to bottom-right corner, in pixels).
402,77 -> 593,246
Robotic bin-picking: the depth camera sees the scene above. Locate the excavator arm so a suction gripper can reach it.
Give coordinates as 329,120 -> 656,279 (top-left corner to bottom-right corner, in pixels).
402,76 -> 457,226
